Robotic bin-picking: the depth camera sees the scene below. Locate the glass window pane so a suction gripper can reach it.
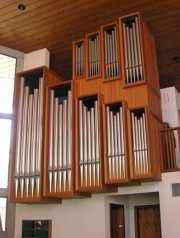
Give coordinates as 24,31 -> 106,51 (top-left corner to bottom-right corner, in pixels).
0,119 -> 12,188
0,54 -> 16,113
0,198 -> 7,231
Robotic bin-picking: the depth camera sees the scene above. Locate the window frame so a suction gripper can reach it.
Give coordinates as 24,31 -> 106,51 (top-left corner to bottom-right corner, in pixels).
0,46 -> 24,237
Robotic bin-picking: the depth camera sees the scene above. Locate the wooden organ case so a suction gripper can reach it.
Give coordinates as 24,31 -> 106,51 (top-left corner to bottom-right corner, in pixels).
9,12 -> 162,203
73,11 -> 162,188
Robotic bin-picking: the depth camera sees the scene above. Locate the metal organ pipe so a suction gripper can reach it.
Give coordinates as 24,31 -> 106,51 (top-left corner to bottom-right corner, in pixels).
48,90 -> 54,193
25,94 -> 33,197
14,77 -> 24,197
83,104 -> 88,186
106,106 -> 112,179
135,17 -> 143,80
87,110 -> 92,186
62,99 -> 67,191
30,88 -> 39,197
35,78 -> 44,197
58,104 -> 63,192
90,107 -> 96,186
79,100 -> 84,186
53,97 -> 59,192
67,90 -> 72,191
94,100 -> 100,186
20,86 -> 29,197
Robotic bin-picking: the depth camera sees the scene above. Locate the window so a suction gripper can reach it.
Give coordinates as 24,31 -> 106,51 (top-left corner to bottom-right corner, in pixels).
0,198 -> 7,232
0,54 -> 16,232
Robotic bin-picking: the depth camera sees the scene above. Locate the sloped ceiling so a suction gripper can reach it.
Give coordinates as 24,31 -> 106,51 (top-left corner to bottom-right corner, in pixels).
0,0 -> 180,90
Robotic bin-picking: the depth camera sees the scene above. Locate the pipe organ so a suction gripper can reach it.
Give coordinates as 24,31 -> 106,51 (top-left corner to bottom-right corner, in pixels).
9,12 -> 163,203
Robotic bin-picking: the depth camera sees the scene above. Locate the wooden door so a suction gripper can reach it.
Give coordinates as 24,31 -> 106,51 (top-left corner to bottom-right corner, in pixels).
110,204 -> 125,238
135,205 -> 161,238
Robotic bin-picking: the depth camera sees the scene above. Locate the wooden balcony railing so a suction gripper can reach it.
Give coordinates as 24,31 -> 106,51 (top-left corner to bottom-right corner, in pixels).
161,126 -> 180,172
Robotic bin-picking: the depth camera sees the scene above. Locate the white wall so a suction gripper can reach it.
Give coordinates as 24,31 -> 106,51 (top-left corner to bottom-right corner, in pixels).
161,86 -> 180,127
159,172 -> 180,238
14,185 -> 160,238
15,194 -> 107,238
23,48 -> 50,70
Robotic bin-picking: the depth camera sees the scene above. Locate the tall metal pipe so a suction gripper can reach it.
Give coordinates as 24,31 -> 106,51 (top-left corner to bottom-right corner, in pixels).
132,22 -> 139,81
135,17 -> 143,80
62,99 -> 67,191
132,112 -> 137,174
48,90 -> 54,192
123,24 -> 129,83
106,106 -> 112,179
104,31 -> 108,78
114,26 -> 119,76
87,110 -> 92,186
113,114 -> 119,179
79,100 -> 84,186
94,100 -> 100,185
30,88 -> 38,197
83,104 -> 88,186
91,107 -> 96,186
110,110 -> 115,179
15,77 -> 24,177
25,94 -> 33,197
126,26 -> 132,83
67,90 -> 72,191
58,103 -> 63,192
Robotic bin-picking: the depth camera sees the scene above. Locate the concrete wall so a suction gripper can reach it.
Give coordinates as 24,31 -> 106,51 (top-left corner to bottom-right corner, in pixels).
159,172 -> 180,238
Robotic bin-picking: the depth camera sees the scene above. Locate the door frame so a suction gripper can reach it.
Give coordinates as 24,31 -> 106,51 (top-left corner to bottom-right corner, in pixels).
110,203 -> 125,238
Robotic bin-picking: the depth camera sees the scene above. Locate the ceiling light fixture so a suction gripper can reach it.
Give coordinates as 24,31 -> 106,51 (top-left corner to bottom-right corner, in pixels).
17,3 -> 26,11
173,56 -> 180,62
